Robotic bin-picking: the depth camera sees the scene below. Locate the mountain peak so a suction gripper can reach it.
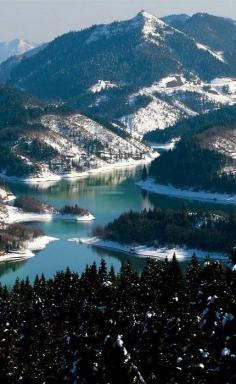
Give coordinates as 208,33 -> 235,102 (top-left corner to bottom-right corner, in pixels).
0,38 -> 37,63
136,10 -> 156,20
85,11 -> 166,45
129,10 -> 167,43
133,10 -> 165,26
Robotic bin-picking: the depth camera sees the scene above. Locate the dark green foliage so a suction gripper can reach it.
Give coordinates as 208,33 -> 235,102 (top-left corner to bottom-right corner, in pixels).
60,204 -> 89,216
149,137 -> 236,193
0,144 -> 38,177
0,84 -> 43,128
0,85 -> 73,177
20,139 -> 58,162
0,259 -> 235,383
178,13 -> 236,72
95,207 -> 236,252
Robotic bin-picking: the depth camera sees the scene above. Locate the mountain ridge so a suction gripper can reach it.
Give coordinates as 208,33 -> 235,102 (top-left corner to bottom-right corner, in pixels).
1,11 -> 236,137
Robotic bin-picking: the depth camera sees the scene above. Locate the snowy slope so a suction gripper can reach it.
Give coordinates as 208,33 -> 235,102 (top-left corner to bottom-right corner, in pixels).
7,113 -> 154,181
116,75 -> 236,135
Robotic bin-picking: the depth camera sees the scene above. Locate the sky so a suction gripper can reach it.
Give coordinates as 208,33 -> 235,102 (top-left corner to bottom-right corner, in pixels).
0,0 -> 236,43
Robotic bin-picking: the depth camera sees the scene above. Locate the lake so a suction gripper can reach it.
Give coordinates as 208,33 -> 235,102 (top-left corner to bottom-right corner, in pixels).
1,166 -> 235,285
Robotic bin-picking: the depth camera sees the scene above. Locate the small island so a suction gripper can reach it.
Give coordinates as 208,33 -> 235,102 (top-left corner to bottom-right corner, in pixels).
58,204 -> 95,222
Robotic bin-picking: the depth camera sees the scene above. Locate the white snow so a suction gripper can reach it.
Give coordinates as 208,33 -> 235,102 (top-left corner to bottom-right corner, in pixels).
211,77 -> 236,95
136,178 -> 236,205
120,75 -> 236,136
56,213 -> 95,222
120,73 -> 236,136
90,80 -> 118,93
85,11 -> 168,45
1,205 -> 95,224
150,138 -> 180,151
221,347 -> 231,357
0,236 -> 58,262
0,109 -> 155,183
196,42 -> 226,63
121,98 -> 181,136
0,187 -> 15,202
69,237 -> 226,261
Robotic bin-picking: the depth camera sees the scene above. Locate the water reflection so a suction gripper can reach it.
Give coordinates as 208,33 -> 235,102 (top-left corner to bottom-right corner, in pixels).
1,165 -> 235,285
0,260 -> 27,279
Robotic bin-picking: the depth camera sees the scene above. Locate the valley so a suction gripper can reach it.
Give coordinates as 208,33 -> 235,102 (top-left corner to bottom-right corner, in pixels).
2,3 -> 236,383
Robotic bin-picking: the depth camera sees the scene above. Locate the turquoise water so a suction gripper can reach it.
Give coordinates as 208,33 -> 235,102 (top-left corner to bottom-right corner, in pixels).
1,166 -> 235,285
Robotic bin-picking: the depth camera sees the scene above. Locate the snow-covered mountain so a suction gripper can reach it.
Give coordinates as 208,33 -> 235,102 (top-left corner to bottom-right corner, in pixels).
1,11 -> 236,137
0,39 -> 37,63
0,84 -> 154,180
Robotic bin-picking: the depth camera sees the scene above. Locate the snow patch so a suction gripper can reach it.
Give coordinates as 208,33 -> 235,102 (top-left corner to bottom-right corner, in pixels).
90,80 -> 118,93
196,42 -> 226,63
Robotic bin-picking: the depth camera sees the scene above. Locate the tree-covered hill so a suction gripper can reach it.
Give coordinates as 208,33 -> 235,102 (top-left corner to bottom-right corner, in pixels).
95,207 -> 236,253
149,136 -> 236,194
0,84 -> 153,179
144,104 -> 236,143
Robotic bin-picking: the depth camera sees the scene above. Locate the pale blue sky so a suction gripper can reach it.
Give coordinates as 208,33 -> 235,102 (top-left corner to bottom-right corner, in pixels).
0,0 -> 236,43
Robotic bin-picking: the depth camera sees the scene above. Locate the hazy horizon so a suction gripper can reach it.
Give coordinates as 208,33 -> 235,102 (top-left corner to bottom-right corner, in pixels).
0,0 -> 236,43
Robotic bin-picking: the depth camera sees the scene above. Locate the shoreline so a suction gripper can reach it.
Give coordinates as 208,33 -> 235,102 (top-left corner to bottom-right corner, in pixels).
0,154 -> 157,185
0,236 -> 58,263
3,205 -> 95,224
136,178 -> 236,205
69,237 -> 227,261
